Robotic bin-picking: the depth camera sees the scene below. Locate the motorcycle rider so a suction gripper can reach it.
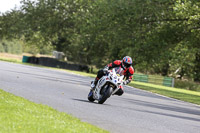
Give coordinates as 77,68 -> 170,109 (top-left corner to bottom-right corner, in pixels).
91,56 -> 134,96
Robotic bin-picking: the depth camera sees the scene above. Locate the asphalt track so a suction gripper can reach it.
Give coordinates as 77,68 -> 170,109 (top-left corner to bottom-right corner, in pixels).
0,61 -> 200,133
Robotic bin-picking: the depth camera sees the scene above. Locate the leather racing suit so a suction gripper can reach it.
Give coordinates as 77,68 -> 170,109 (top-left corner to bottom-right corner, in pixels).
95,60 -> 134,96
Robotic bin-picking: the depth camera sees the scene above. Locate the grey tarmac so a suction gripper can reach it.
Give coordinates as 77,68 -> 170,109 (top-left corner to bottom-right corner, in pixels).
0,61 -> 200,133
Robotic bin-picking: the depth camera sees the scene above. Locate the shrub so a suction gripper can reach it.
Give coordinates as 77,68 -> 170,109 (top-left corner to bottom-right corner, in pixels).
0,43 -> 5,53
0,40 -> 22,54
175,79 -> 200,91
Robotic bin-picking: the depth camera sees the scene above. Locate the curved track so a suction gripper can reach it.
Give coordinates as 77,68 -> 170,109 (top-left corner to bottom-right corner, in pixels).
0,61 -> 200,133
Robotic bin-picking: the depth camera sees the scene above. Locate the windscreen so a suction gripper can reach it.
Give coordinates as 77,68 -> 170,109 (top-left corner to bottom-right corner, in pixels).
114,67 -> 124,76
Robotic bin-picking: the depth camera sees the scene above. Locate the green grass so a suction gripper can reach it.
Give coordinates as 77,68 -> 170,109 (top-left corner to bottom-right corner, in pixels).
0,89 -> 108,133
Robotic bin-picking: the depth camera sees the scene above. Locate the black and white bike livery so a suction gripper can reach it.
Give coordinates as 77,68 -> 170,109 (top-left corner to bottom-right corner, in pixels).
88,67 -> 124,104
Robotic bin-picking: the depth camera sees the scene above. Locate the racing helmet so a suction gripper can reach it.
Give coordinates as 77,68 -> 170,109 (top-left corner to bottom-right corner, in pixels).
122,56 -> 132,69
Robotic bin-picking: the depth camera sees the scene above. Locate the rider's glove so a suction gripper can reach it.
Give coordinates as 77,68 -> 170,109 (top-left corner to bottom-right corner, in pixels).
123,80 -> 130,85
123,80 -> 128,85
103,66 -> 109,74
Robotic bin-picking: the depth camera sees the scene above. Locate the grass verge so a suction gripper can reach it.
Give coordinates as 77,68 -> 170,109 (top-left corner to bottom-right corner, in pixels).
0,89 -> 108,133
130,81 -> 200,105
0,57 -> 22,63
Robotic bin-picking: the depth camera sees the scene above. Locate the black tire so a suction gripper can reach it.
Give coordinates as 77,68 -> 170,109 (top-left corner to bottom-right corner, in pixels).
98,86 -> 113,104
88,90 -> 95,102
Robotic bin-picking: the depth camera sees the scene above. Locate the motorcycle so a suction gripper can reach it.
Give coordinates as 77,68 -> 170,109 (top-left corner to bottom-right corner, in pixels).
88,67 -> 124,104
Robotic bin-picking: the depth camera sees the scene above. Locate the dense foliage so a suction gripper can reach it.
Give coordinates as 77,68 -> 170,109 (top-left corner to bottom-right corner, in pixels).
0,0 -> 199,82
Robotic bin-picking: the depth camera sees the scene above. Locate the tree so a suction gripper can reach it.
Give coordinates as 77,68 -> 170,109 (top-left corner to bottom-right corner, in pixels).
0,0 -> 200,82
173,0 -> 200,81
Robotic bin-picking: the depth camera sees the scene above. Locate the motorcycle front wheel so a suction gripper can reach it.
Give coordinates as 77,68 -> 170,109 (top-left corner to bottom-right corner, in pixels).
98,86 -> 113,104
88,90 -> 95,102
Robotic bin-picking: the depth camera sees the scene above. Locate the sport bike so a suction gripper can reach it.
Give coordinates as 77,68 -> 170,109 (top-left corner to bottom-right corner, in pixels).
88,67 -> 124,104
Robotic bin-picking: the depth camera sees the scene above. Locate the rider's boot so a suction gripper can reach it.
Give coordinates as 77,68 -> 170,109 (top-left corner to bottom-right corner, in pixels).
91,78 -> 98,90
114,86 -> 124,96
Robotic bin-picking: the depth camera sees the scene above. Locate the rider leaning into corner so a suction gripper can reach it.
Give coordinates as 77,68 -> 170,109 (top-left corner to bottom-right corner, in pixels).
91,56 -> 134,96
